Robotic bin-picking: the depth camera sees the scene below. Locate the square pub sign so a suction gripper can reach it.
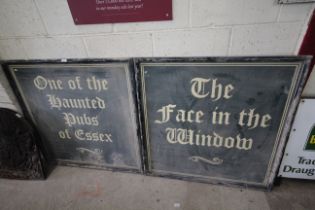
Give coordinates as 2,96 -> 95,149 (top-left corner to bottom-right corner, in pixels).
137,57 -> 310,188
4,60 -> 142,173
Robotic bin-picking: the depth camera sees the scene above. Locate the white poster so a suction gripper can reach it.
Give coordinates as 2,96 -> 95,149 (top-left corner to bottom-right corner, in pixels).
279,99 -> 315,179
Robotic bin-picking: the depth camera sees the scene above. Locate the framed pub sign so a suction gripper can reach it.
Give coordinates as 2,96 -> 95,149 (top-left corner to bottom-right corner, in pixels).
136,57 -> 310,188
3,59 -> 142,173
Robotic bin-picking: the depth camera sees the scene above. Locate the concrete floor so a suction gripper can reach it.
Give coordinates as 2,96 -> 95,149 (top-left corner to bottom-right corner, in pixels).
0,166 -> 314,210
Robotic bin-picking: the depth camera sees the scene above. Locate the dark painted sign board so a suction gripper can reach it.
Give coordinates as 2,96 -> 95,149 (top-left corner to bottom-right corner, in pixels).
136,57 -> 310,188
4,61 -> 142,173
67,0 -> 172,24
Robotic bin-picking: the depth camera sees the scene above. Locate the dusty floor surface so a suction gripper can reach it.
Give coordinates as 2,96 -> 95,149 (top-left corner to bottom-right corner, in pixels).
0,166 -> 314,210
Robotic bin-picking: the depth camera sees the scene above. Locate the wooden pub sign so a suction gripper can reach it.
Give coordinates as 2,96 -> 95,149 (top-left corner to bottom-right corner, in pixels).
136,57 -> 310,188
2,57 -> 310,188
3,60 -> 142,173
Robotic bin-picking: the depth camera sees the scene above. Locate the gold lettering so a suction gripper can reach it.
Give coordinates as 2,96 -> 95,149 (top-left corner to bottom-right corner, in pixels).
212,107 -> 230,125
236,135 -> 253,150
190,77 -> 234,101
238,109 -> 272,129
155,104 -> 176,124
164,128 -> 253,151
191,77 -> 210,99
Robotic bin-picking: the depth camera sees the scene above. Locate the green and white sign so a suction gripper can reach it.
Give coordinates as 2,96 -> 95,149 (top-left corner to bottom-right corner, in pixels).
279,99 -> 315,179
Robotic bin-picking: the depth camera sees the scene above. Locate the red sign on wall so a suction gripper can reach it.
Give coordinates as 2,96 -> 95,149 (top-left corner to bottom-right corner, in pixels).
67,0 -> 173,25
